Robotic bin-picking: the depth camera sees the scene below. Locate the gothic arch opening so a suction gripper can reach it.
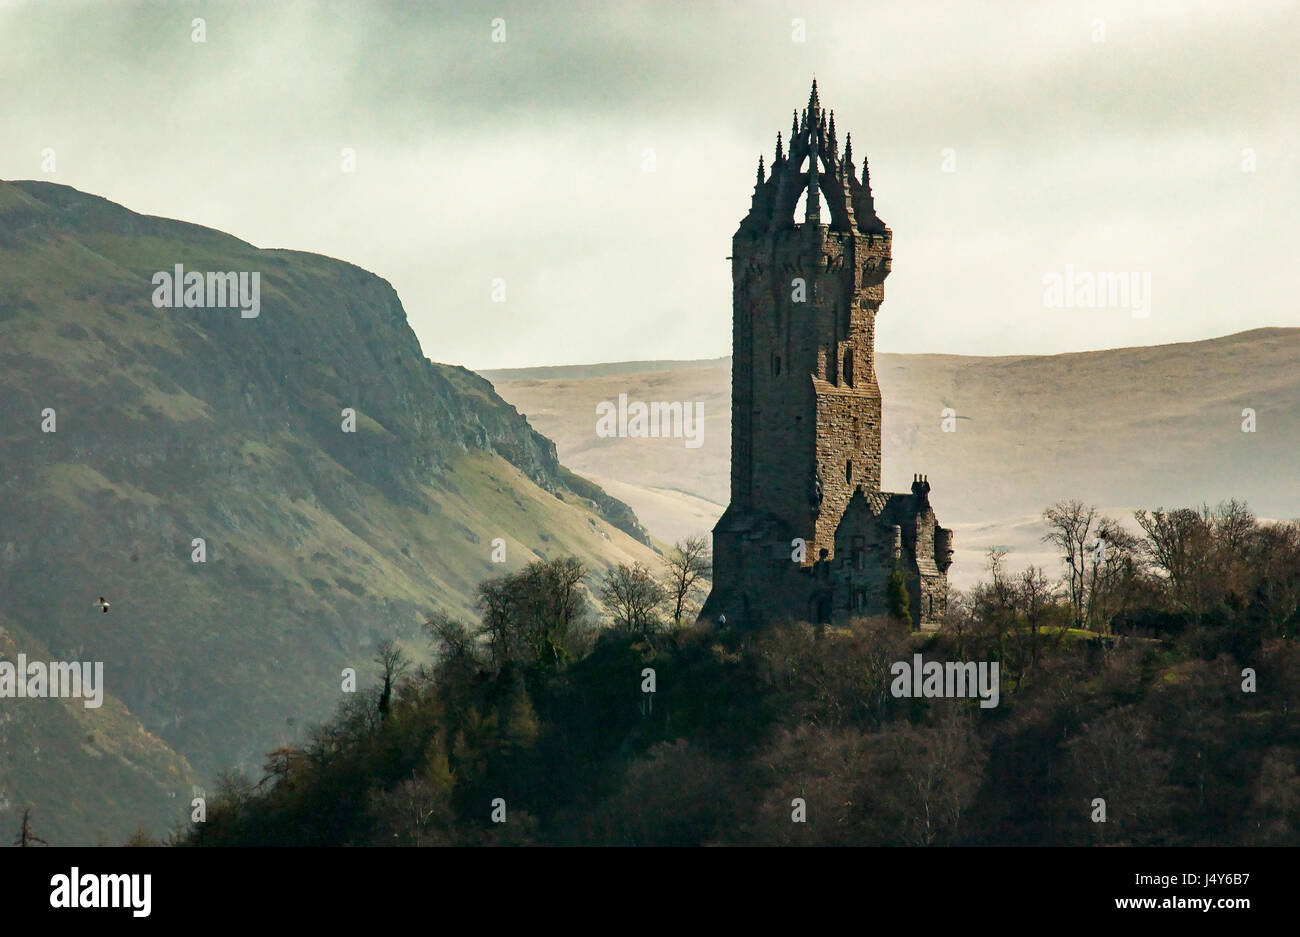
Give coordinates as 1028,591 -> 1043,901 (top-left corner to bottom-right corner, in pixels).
777,152 -> 853,229
793,187 -> 811,224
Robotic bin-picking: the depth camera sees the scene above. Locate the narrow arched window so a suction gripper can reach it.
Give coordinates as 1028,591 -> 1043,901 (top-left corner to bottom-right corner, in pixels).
843,349 -> 853,386
845,460 -> 853,484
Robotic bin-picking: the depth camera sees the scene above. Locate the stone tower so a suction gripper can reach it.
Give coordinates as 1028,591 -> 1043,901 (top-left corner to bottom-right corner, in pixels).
699,80 -> 953,630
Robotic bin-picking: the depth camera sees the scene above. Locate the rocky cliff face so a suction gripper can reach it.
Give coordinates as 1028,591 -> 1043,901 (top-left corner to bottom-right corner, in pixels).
0,179 -> 652,842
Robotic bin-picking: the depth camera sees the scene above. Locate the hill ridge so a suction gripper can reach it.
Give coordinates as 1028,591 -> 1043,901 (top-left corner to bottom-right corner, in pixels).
0,178 -> 655,843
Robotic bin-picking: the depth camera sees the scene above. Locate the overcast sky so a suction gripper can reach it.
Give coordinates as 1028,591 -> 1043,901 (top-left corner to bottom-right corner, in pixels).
2,0 -> 1296,369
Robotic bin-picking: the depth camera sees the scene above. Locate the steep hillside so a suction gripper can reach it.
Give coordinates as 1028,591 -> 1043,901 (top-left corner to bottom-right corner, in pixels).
0,179 -> 655,843
0,612 -> 197,846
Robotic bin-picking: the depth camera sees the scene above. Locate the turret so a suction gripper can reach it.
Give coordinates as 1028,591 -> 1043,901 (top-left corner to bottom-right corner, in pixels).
935,527 -> 954,572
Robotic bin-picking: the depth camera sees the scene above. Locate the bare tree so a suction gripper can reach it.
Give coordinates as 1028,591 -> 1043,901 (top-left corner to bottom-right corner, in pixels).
475,557 -> 588,671
1009,564 -> 1060,686
1249,521 -> 1300,638
477,576 -> 520,669
1214,498 -> 1257,554
368,769 -> 452,847
600,562 -> 666,639
1065,706 -> 1176,844
374,639 -> 410,723
425,612 -> 478,667
880,704 -> 987,846
1086,516 -> 1145,631
1207,499 -> 1257,607
13,808 -> 47,846
400,773 -> 440,846
518,556 -> 587,667
664,534 -> 712,625
1042,500 -> 1097,627
943,588 -> 975,659
971,547 -> 1016,662
1135,507 -> 1214,613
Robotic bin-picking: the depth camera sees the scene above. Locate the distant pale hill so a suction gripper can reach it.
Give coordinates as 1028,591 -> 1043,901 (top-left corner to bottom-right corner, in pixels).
0,179 -> 657,843
483,328 -> 1300,586
480,358 -> 727,382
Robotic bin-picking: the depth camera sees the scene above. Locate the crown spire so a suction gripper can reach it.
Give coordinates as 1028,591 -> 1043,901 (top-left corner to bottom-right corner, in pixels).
858,149 -> 879,226
736,79 -> 887,235
806,97 -> 821,224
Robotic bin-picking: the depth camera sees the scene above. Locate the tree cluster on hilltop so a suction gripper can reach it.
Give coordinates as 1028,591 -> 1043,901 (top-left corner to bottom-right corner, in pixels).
169,502 -> 1299,846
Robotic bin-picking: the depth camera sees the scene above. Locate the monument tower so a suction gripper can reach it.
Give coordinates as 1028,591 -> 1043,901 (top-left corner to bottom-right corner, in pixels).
699,80 -> 952,629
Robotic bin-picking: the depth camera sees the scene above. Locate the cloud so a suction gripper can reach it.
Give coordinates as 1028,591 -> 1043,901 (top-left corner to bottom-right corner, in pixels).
1,0 -> 1296,368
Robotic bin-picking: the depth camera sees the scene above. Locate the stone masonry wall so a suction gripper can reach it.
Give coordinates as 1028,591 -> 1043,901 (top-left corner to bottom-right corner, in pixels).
732,224 -> 892,564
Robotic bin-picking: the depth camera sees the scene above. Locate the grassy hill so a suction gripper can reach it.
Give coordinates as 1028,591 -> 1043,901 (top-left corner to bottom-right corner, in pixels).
0,179 -> 658,843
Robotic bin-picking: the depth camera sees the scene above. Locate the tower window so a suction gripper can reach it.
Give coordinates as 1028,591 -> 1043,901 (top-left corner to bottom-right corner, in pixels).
774,355 -> 782,376
845,460 -> 852,484
843,349 -> 853,386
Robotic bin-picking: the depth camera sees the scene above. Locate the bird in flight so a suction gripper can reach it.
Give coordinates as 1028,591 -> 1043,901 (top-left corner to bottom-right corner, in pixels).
96,597 -> 110,613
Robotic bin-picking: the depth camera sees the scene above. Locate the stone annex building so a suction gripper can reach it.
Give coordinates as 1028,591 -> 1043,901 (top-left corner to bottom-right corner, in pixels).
699,81 -> 953,630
